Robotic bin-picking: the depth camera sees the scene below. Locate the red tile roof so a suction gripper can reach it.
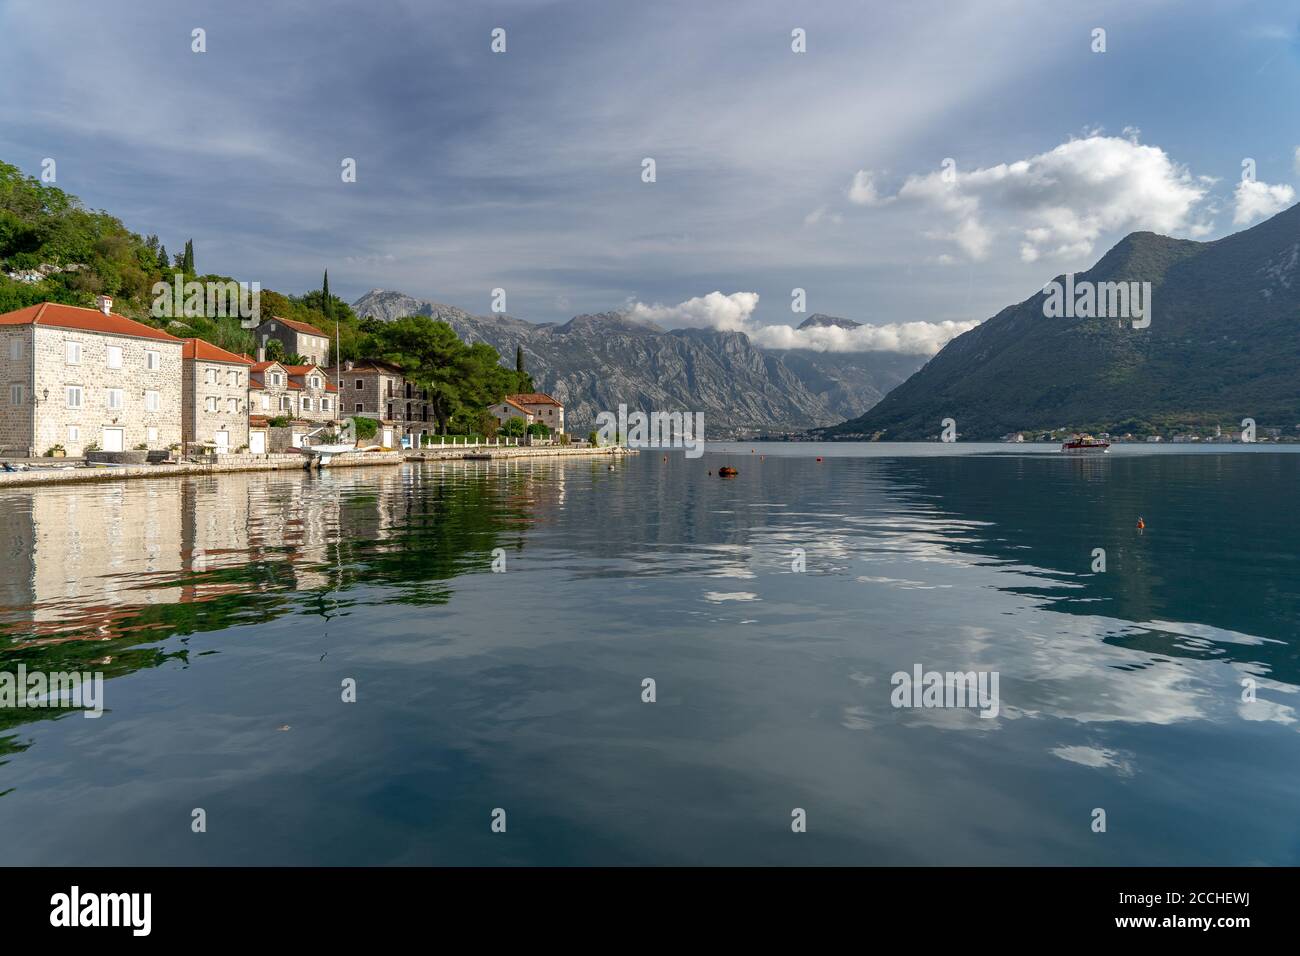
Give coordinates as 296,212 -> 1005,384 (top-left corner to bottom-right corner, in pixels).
181,338 -> 254,364
507,392 -> 562,407
267,316 -> 327,338
498,397 -> 532,415
0,302 -> 181,342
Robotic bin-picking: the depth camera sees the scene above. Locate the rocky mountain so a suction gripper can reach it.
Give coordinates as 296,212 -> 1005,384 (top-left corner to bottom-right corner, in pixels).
352,290 -> 924,434
798,313 -> 862,330
818,202 -> 1300,441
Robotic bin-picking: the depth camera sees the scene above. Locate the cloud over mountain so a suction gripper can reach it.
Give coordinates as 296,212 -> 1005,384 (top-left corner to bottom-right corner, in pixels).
850,134 -> 1215,263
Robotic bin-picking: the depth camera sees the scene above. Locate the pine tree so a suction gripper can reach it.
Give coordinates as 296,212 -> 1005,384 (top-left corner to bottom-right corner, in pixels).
157,245 -> 169,272
182,239 -> 194,274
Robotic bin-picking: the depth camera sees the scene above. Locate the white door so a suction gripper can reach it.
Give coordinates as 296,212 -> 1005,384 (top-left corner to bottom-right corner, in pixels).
249,431 -> 266,454
102,428 -> 124,452
382,428 -> 394,448
214,431 -> 229,454
291,433 -> 304,448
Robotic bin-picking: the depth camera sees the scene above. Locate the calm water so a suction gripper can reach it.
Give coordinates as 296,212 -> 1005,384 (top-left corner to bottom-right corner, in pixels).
2,443 -> 1298,865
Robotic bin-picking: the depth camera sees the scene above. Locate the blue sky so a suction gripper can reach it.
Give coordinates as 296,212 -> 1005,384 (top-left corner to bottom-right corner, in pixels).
2,0 -> 1297,352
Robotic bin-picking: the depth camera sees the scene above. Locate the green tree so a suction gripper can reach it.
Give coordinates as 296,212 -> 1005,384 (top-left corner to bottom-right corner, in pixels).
182,239 -> 194,274
502,416 -> 527,437
264,338 -> 286,362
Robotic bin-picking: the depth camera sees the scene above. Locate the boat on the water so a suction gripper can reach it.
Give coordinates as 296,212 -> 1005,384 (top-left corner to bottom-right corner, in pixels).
1061,434 -> 1110,454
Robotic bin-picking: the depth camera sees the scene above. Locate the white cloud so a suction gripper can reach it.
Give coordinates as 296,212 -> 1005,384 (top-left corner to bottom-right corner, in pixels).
803,205 -> 842,225
750,319 -> 979,355
1233,178 -> 1296,225
852,135 -> 1214,262
626,291 -> 759,331
624,291 -> 973,354
847,170 -> 891,207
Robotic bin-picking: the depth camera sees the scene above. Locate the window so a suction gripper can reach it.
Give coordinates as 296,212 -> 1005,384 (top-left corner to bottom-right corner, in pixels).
205,397 -> 217,412
280,396 -> 291,411
144,390 -> 160,412
9,383 -> 24,405
227,398 -> 238,414
321,398 -> 331,412
355,379 -> 364,389
106,345 -> 123,369
261,394 -> 269,411
8,339 -> 21,361
146,427 -> 158,443
302,398 -> 313,411
68,425 -> 79,443
65,341 -> 81,365
309,376 -> 321,389
355,403 -> 363,413
205,368 -> 217,385
106,388 -> 124,410
228,371 -> 239,386
145,350 -> 161,370
271,372 -> 282,386
66,386 -> 82,409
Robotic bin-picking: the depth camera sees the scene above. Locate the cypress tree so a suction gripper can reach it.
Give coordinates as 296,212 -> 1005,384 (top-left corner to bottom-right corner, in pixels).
322,270 -> 332,318
182,239 -> 194,274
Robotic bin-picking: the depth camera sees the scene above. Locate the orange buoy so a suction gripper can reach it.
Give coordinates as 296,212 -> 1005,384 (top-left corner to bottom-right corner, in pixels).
1136,516 -> 1146,530
718,466 -> 739,478
816,456 -> 823,462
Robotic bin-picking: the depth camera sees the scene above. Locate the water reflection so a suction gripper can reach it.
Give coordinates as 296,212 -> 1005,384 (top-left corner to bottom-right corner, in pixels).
1,449 -> 1297,864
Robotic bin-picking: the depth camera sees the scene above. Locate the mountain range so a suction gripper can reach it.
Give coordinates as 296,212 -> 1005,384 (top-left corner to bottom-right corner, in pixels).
819,202 -> 1300,440
351,291 -> 923,434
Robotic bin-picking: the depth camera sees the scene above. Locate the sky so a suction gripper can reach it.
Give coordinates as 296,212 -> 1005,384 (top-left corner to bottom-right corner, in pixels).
2,0 -> 1298,354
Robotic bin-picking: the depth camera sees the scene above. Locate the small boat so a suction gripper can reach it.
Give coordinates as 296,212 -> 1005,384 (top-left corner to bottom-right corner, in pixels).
1061,434 -> 1110,454
718,466 -> 739,477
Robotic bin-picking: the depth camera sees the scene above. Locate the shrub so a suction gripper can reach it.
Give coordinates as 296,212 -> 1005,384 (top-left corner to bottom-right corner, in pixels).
351,415 -> 378,440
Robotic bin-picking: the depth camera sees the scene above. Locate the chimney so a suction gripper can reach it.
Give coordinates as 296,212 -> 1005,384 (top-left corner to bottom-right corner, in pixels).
344,360 -> 354,372
96,294 -> 113,315
256,347 -> 266,363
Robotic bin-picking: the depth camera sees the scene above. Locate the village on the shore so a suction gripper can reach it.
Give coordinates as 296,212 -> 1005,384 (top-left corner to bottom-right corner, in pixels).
0,295 -> 588,477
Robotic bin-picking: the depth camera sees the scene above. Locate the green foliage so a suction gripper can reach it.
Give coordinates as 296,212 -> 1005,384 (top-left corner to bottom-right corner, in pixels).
264,339 -> 286,362
527,422 -> 550,437
370,315 -> 515,433
266,415 -> 292,428
502,416 -> 527,437
351,415 -> 378,440
588,430 -> 598,446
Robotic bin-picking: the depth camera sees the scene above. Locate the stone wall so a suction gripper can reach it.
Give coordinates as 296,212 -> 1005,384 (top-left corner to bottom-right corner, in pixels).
32,326 -> 183,457
183,358 -> 250,451
0,326 -> 35,455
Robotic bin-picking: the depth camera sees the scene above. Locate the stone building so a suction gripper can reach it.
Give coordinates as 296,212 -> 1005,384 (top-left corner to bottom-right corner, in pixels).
326,358 -> 431,445
249,359 -> 337,436
0,297 -> 183,457
181,338 -> 253,454
254,316 -> 331,365
489,392 -> 564,435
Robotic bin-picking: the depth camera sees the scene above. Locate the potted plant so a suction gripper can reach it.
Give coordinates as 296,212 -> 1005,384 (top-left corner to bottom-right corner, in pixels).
44,444 -> 66,458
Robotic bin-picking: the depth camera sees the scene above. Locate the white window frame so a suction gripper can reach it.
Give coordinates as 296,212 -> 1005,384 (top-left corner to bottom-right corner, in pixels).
66,385 -> 82,409
65,341 -> 81,365
261,394 -> 270,411
8,339 -> 21,361
145,350 -> 161,370
106,388 -> 124,411
280,396 -> 291,411
9,383 -> 25,405
227,398 -> 238,414
146,426 -> 158,443
302,397 -> 313,412
205,368 -> 217,385
144,390 -> 160,412
68,425 -> 80,443
205,396 -> 217,412
106,345 -> 123,369
321,398 -> 331,412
